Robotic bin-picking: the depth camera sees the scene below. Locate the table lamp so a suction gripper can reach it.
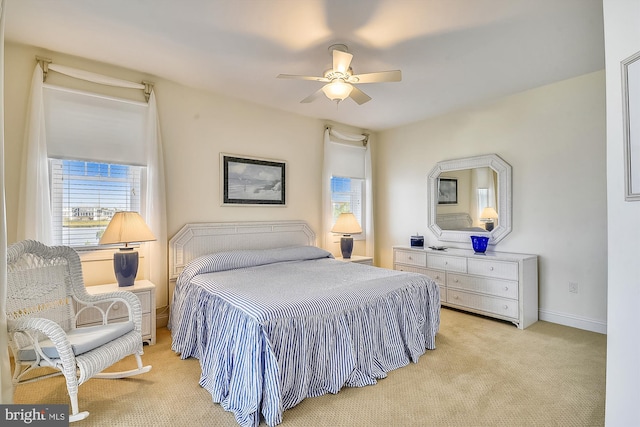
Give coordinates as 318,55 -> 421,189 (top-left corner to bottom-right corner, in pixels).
480,207 -> 499,231
331,212 -> 362,259
99,211 -> 156,287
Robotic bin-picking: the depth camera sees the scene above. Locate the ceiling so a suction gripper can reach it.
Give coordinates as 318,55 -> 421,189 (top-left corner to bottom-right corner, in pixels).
4,0 -> 605,131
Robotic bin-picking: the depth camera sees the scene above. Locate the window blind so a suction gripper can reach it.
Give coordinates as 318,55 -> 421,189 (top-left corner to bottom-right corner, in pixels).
43,85 -> 148,165
50,159 -> 143,247
326,140 -> 366,179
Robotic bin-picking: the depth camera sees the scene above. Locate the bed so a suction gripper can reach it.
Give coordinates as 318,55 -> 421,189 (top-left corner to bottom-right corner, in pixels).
168,221 -> 440,427
436,212 -> 486,231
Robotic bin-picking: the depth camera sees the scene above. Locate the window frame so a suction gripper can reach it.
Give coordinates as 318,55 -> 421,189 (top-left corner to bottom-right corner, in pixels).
330,175 -> 366,241
49,158 -> 146,251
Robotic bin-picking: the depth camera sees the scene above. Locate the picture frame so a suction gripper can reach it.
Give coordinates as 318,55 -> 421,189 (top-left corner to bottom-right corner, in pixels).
622,50 -> 640,201
221,154 -> 286,206
437,178 -> 458,205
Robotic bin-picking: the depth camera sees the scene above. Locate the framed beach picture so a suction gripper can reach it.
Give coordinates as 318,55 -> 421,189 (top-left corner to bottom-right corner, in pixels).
221,154 -> 286,205
437,177 -> 458,205
622,50 -> 640,201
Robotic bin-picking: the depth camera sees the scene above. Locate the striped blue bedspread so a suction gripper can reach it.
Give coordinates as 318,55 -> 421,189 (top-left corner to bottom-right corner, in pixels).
170,246 -> 440,427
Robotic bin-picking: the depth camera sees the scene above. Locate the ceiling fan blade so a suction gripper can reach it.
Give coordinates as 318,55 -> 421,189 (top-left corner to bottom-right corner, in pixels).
350,70 -> 402,84
349,86 -> 372,105
333,49 -> 353,73
300,88 -> 324,103
277,74 -> 329,82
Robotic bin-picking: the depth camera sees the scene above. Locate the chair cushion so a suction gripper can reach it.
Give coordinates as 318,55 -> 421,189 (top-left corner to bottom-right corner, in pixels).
18,321 -> 135,361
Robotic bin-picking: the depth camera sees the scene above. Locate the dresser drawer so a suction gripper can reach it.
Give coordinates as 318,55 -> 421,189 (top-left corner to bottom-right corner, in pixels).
467,258 -> 518,280
447,289 -> 519,319
134,290 -> 152,313
424,268 -> 446,285
394,264 -> 444,284
141,313 -> 151,337
394,249 -> 427,267
427,254 -> 467,273
392,265 -> 446,303
447,273 -> 518,300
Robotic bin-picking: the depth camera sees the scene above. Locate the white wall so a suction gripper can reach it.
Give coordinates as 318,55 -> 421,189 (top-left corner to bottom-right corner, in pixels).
4,42 -> 334,317
375,71 -> 607,333
603,1 -> 640,425
4,42 -> 610,337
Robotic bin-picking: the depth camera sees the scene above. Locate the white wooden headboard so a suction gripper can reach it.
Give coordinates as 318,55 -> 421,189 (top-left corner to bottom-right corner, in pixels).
168,220 -> 316,300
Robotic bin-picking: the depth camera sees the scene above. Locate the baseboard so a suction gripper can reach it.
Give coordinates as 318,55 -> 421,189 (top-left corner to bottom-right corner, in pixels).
156,308 -> 169,329
153,306 -> 606,334
538,308 -> 607,334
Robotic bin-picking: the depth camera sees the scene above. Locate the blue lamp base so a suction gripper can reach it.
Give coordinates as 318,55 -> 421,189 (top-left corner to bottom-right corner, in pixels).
114,248 -> 139,287
340,235 -> 354,259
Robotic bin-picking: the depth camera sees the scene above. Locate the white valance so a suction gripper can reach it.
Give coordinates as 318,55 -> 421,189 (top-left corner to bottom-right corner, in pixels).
329,128 -> 368,144
326,127 -> 367,179
43,85 -> 148,165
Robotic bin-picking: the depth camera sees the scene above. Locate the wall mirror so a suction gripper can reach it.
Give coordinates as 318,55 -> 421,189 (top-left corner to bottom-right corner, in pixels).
427,154 -> 512,245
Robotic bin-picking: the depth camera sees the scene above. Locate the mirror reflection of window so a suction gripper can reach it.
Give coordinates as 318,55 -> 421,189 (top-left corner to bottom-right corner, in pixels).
472,167 -> 496,226
477,188 -> 489,220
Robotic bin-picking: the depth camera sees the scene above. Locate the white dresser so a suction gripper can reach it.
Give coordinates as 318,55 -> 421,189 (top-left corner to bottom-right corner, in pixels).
393,246 -> 538,329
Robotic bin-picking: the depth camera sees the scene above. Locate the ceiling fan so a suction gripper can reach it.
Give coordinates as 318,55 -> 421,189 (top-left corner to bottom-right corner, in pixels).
277,44 -> 402,105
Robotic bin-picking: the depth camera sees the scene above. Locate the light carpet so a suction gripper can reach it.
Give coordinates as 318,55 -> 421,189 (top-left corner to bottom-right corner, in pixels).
12,307 -> 606,426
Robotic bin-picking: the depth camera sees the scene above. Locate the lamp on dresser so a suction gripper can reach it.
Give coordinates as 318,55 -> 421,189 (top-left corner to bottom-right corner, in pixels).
331,212 -> 362,259
99,211 -> 156,287
480,207 -> 499,231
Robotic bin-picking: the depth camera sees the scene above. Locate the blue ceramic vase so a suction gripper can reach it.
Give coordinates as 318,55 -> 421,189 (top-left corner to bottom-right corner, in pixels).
470,235 -> 489,253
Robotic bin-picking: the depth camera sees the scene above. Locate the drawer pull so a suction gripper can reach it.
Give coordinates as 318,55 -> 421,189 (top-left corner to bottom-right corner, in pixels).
408,256 -> 413,260
503,305 -> 509,310
490,267 -> 494,271
453,278 -> 458,283
504,286 -> 509,291
445,261 -> 448,265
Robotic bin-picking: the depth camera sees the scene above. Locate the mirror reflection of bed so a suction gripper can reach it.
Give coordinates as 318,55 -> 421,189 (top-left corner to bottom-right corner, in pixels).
436,212 -> 487,232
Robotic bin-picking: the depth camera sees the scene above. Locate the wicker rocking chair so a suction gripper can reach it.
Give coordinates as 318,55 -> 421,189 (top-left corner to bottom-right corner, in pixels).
5,240 -> 151,422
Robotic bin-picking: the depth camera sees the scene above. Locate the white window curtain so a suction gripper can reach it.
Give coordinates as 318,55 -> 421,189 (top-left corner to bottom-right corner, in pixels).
143,91 -> 168,299
16,62 -> 168,300
16,63 -> 52,244
322,127 -> 375,257
1,0 -> 14,404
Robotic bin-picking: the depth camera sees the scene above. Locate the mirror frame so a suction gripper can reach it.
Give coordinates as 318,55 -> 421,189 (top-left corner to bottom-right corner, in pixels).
428,154 -> 512,245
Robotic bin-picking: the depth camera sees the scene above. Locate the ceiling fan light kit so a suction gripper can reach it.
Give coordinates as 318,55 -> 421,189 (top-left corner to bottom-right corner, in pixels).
277,44 -> 401,105
322,80 -> 353,102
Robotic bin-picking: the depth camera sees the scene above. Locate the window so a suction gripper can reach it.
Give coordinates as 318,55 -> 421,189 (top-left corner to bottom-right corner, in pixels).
42,85 -> 150,249
50,159 -> 143,248
331,176 -> 364,237
476,187 -> 489,217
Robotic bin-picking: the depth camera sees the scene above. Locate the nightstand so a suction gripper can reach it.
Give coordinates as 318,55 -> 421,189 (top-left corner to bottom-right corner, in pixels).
76,280 -> 157,345
335,255 -> 374,266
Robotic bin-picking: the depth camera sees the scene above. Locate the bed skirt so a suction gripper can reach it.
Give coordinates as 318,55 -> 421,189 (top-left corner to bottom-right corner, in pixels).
171,275 -> 439,427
